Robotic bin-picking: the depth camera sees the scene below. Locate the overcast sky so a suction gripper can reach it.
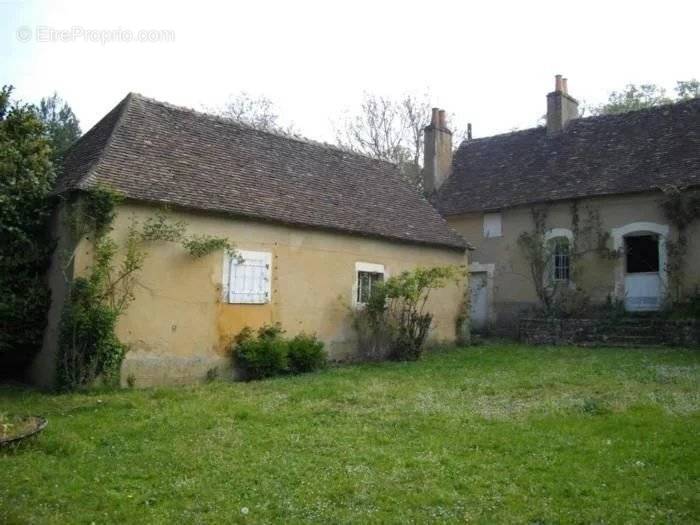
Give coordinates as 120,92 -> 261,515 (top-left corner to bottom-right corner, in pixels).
2,0 -> 698,142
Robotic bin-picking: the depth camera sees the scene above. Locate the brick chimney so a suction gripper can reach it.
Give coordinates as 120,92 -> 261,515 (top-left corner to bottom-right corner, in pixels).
546,74 -> 579,135
423,107 -> 453,194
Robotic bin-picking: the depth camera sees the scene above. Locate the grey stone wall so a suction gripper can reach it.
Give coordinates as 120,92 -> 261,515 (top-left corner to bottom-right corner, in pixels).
520,318 -> 700,347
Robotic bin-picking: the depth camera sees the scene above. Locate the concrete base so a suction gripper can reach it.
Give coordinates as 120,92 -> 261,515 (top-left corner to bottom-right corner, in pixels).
121,352 -> 231,388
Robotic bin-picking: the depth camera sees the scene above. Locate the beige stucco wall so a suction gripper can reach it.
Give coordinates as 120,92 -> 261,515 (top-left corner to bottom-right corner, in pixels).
449,191 -> 700,334
35,201 -> 467,387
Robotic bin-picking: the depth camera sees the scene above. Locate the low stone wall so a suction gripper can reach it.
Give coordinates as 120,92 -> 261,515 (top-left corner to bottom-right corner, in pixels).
520,318 -> 700,347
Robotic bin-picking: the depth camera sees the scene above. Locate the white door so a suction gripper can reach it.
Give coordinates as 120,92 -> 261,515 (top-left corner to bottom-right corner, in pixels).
470,272 -> 489,331
624,234 -> 661,311
625,274 -> 661,311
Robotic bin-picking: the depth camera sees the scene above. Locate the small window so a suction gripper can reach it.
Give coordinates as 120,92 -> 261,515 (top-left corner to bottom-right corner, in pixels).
357,271 -> 383,304
550,237 -> 570,282
355,262 -> 385,304
225,250 -> 271,304
483,212 -> 502,238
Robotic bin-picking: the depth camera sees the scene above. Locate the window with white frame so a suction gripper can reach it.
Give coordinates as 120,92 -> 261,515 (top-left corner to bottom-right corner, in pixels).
355,262 -> 384,305
223,250 -> 271,304
483,212 -> 502,238
550,237 -> 570,282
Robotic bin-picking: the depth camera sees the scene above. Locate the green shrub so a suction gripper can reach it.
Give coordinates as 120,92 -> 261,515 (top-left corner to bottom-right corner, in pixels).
234,336 -> 288,381
57,277 -> 126,389
287,333 -> 326,373
232,324 -> 326,380
233,324 -> 287,380
350,266 -> 464,362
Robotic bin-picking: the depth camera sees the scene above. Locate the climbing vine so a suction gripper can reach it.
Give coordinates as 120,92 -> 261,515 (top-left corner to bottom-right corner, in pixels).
57,187 -> 235,390
517,207 -> 553,309
517,202 -> 619,316
658,185 -> 700,304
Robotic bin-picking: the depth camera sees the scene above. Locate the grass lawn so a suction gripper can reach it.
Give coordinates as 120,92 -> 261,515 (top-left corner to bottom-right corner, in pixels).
1,344 -> 699,524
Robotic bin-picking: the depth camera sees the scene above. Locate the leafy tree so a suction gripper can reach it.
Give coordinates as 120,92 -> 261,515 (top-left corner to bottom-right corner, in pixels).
0,85 -> 55,375
591,79 -> 699,115
38,92 -> 81,164
676,79 -> 700,101
351,265 -> 464,361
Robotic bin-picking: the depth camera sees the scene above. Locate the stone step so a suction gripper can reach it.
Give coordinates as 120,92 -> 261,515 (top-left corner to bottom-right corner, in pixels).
602,335 -> 662,345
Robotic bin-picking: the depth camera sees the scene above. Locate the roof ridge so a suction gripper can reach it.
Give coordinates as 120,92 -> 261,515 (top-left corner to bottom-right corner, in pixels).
128,92 -> 402,169
74,92 -> 135,190
459,97 -> 700,147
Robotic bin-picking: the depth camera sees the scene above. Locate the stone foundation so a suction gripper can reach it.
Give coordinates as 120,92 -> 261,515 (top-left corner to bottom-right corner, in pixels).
520,318 -> 700,347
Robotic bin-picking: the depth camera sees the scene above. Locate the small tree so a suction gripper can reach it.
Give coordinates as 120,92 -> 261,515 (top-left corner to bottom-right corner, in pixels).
353,266 -> 464,361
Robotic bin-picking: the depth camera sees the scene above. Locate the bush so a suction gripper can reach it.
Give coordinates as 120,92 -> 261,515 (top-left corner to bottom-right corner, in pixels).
287,333 -> 326,373
234,334 -> 288,381
351,307 -> 394,361
550,287 -> 591,318
350,266 -> 463,362
232,324 -> 326,380
57,277 -> 126,390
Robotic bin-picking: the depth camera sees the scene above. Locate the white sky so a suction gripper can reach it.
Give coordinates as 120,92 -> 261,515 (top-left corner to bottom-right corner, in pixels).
2,0 -> 698,141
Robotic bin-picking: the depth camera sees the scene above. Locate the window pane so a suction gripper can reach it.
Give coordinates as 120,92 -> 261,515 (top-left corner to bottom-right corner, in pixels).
626,235 -> 659,273
551,238 -> 570,282
357,271 -> 383,303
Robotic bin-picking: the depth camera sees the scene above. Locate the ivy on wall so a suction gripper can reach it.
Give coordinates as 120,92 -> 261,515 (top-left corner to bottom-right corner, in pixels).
514,188 -> 700,319
57,187 -> 236,390
516,202 -> 619,317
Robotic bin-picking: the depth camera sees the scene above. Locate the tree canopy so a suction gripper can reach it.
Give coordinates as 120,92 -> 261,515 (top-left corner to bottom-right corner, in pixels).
0,86 -> 55,374
591,79 -> 699,115
38,92 -> 81,164
334,93 -> 462,190
213,92 -> 295,134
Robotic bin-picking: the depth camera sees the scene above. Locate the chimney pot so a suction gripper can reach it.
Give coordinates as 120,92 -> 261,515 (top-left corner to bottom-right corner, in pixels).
438,109 -> 446,129
431,107 -> 439,126
467,123 -> 472,141
547,74 -> 579,134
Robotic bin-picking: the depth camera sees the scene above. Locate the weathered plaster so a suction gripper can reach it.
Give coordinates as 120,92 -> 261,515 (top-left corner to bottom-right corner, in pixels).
36,201 -> 468,387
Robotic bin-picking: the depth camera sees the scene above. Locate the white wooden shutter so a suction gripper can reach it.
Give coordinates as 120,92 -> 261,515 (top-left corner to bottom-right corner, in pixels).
483,212 -> 502,238
227,250 -> 271,304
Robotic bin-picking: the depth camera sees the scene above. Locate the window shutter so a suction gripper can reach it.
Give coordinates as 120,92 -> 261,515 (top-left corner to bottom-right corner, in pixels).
227,251 -> 271,304
483,212 -> 502,238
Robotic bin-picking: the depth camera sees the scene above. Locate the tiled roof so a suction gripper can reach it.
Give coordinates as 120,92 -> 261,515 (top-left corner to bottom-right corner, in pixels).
58,93 -> 466,250
433,98 -> 700,215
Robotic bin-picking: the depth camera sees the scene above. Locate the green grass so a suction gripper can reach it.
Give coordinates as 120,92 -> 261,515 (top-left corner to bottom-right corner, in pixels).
1,344 -> 699,524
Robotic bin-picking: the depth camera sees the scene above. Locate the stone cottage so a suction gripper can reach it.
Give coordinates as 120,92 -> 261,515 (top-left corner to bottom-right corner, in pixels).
32,93 -> 468,387
424,76 -> 700,335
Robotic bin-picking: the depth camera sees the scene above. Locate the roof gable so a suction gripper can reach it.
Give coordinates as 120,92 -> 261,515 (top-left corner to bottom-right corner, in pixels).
59,94 -> 466,250
434,98 -> 700,215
